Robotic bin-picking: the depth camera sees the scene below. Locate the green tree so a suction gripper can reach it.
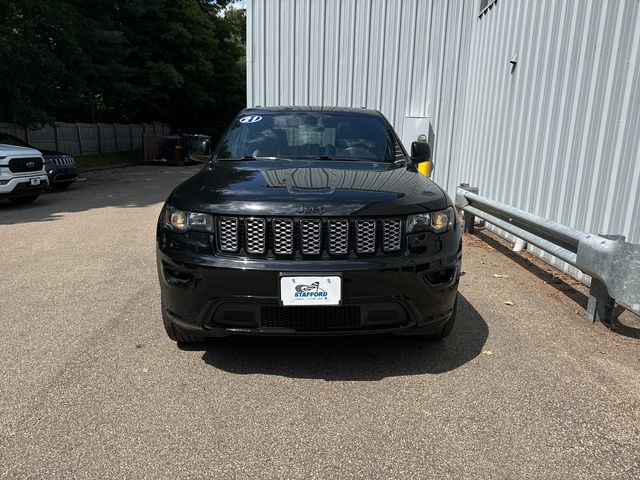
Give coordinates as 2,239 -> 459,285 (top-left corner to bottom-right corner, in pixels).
0,0 -> 246,138
0,0 -> 86,124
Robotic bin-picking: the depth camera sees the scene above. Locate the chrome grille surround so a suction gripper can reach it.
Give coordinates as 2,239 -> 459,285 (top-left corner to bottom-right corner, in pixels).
52,157 -> 73,166
218,217 -> 239,252
244,217 -> 267,254
272,218 -> 294,255
382,218 -> 402,252
300,219 -> 322,255
327,219 -> 350,255
355,219 -> 376,254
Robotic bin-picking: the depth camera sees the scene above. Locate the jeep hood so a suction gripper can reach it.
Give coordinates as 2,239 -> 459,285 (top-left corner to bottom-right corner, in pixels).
170,159 -> 450,216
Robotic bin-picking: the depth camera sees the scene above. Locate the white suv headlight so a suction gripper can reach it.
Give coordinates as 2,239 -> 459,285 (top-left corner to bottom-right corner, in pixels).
407,207 -> 455,234
164,206 -> 213,232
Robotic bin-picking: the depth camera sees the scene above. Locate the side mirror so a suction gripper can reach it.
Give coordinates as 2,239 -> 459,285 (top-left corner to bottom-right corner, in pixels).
411,141 -> 431,164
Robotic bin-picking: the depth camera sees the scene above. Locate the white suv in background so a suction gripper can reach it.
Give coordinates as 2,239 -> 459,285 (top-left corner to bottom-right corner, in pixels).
0,144 -> 49,204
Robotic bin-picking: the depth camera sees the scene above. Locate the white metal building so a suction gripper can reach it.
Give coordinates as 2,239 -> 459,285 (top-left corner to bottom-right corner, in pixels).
247,0 -> 640,275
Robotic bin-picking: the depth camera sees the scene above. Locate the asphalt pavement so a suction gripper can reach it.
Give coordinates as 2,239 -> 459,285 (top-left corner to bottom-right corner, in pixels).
1,165 -> 638,479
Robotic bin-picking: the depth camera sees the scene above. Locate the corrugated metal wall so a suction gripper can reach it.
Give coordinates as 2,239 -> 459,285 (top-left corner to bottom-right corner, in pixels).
248,0 -> 640,274
247,0 -> 470,137
447,0 -> 640,278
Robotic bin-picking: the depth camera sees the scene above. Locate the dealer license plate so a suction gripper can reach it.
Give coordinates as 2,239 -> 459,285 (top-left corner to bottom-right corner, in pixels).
279,275 -> 342,306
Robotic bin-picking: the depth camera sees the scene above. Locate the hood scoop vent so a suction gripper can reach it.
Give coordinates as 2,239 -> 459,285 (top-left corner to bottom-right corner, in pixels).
288,186 -> 335,195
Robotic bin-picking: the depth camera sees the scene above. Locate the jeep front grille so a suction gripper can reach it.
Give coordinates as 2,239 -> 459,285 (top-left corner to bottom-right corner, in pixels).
382,218 -> 402,252
218,217 -> 239,252
355,219 -> 376,254
244,218 -> 267,254
50,156 -> 74,166
300,219 -> 322,255
272,219 -> 294,254
327,219 -> 349,255
216,216 -> 403,257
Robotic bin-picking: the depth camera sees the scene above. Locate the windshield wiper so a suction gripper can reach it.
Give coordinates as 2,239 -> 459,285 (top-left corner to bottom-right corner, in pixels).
219,155 -> 258,161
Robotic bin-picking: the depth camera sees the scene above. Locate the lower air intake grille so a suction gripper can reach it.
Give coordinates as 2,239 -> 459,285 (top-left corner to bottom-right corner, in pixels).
260,306 -> 361,330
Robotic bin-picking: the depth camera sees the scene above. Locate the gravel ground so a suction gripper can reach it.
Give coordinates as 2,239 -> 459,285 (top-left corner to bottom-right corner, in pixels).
1,165 -> 638,479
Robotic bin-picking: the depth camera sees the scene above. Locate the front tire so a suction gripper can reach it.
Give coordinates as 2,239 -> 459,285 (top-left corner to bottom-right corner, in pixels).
9,194 -> 39,204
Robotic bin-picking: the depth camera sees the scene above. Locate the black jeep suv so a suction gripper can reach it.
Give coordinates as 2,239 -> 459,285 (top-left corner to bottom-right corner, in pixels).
157,107 -> 461,343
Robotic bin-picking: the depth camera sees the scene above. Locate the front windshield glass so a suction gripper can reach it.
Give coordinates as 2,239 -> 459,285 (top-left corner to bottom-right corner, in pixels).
216,112 -> 404,162
0,133 -> 30,148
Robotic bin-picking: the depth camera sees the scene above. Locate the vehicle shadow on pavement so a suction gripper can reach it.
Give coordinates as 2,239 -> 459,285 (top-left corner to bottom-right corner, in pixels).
196,294 -> 488,380
0,166 -> 199,225
474,230 -> 640,339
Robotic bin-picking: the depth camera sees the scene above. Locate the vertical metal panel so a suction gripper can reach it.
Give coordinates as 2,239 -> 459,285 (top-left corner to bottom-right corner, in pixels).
447,0 -> 640,278
248,0 -> 640,277
246,0 -> 438,133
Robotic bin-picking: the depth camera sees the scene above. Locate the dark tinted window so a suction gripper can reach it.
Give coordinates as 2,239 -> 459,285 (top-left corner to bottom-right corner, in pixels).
216,112 -> 403,162
0,133 -> 30,148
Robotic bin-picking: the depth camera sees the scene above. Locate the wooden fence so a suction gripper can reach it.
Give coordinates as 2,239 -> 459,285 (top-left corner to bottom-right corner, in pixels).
0,121 -> 172,156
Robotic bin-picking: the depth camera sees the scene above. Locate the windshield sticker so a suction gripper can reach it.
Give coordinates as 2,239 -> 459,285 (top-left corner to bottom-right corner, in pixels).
239,115 -> 262,124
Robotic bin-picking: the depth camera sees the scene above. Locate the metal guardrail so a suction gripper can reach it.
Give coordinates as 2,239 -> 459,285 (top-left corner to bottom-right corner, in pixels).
455,186 -> 640,324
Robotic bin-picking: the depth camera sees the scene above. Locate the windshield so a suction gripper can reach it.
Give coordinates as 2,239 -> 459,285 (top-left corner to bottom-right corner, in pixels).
0,133 -> 30,148
216,112 -> 404,162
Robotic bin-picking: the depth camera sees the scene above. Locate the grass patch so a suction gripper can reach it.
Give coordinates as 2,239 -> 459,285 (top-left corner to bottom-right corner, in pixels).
75,150 -> 143,169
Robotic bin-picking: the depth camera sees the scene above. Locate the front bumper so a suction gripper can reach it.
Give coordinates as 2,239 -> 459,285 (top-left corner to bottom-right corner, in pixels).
46,165 -> 79,186
157,234 -> 462,337
0,174 -> 49,198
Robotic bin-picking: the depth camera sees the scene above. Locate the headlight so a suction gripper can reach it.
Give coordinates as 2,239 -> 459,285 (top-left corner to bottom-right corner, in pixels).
407,207 -> 455,234
164,206 -> 213,232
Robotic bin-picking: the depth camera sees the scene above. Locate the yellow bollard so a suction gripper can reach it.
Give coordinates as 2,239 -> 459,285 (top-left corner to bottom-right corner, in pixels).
418,160 -> 431,177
